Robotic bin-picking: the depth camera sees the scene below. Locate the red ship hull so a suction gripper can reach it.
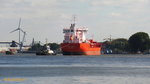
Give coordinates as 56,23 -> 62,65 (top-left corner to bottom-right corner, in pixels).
61,43 -> 101,55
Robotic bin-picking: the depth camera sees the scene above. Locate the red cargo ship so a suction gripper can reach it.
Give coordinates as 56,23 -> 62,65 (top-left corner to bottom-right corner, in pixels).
61,22 -> 101,55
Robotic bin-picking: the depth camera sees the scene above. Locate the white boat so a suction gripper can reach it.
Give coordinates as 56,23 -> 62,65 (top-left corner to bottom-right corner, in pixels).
36,45 -> 55,55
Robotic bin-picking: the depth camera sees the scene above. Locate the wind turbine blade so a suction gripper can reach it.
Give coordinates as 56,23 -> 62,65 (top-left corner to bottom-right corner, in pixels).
20,28 -> 24,33
10,28 -> 19,33
20,29 -> 27,35
18,18 -> 21,28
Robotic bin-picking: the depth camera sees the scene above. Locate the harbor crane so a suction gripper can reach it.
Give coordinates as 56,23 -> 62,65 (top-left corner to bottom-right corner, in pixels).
10,18 -> 27,52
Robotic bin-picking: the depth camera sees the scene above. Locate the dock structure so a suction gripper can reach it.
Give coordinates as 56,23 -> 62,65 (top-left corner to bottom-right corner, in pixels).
0,41 -> 19,47
0,41 -> 19,53
0,41 -> 19,45
0,41 -> 31,53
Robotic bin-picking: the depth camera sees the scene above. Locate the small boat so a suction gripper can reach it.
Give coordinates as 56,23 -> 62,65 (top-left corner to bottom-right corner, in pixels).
36,45 -> 56,55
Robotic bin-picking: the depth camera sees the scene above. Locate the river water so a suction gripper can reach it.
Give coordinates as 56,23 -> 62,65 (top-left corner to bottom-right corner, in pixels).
1,54 -> 150,84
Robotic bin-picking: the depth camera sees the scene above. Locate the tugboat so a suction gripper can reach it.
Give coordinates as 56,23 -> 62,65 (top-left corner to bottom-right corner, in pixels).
61,17 -> 101,55
36,45 -> 55,55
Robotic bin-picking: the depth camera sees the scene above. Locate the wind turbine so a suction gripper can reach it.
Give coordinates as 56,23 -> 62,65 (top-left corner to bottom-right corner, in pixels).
10,18 -> 26,52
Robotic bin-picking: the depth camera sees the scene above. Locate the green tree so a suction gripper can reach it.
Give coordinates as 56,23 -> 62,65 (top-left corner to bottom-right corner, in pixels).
111,38 -> 129,53
47,43 -> 60,50
29,43 -> 42,51
102,38 -> 129,54
128,32 -> 150,53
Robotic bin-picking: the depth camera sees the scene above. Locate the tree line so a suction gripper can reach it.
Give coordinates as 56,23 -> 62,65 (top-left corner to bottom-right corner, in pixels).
29,43 -> 60,52
103,32 -> 150,54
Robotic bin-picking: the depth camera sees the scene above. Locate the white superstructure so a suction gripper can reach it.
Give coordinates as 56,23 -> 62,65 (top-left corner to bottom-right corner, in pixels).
46,45 -> 54,54
63,24 -> 88,43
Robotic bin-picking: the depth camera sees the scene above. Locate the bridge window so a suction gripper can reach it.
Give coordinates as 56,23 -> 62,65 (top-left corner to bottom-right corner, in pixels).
71,30 -> 74,32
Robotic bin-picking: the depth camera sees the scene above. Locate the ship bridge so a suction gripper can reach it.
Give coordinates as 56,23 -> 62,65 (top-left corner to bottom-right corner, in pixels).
63,23 -> 88,43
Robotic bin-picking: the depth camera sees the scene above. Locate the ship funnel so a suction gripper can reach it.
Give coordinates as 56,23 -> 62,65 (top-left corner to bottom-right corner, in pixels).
70,24 -> 75,29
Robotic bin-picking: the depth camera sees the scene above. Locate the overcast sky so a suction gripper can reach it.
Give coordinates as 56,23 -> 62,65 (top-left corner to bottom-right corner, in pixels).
0,0 -> 150,44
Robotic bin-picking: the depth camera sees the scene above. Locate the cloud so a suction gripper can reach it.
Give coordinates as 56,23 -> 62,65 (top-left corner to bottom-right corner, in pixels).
0,0 -> 62,19
79,0 -> 86,2
89,0 -> 149,19
90,0 -> 149,13
91,0 -> 148,6
109,12 -> 122,17
60,14 -> 71,19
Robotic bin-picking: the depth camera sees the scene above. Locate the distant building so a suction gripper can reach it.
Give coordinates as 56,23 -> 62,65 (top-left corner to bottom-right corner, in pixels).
0,41 -> 30,53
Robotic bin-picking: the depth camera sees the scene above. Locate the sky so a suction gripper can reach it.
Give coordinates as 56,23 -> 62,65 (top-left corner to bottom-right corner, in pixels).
0,0 -> 150,45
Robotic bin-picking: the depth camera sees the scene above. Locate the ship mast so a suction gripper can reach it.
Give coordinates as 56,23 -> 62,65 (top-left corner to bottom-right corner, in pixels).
70,15 -> 76,29
73,15 -> 76,24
